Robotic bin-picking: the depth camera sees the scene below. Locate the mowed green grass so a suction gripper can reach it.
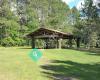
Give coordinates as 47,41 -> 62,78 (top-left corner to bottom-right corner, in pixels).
0,47 -> 100,80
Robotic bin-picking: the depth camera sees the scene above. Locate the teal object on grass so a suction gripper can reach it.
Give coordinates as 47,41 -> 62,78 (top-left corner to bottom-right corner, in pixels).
29,48 -> 42,61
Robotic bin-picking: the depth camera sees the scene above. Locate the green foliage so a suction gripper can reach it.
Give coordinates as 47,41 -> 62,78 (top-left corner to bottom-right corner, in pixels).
83,0 -> 98,20
89,32 -> 98,48
1,0 -> 99,49
0,0 -> 73,47
1,37 -> 15,46
74,0 -> 100,49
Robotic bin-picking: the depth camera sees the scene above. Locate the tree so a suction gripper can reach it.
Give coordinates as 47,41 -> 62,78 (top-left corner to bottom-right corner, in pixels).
74,0 -> 100,48
0,0 -> 73,47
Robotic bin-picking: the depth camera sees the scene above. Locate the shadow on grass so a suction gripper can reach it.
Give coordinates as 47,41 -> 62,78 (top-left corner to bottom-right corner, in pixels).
40,60 -> 100,80
71,48 -> 100,56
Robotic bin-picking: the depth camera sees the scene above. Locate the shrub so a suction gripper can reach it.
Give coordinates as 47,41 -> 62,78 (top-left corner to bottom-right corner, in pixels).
1,37 -> 15,47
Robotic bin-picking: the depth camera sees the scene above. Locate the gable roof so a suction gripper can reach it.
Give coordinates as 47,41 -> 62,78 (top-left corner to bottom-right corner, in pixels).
26,27 -> 74,39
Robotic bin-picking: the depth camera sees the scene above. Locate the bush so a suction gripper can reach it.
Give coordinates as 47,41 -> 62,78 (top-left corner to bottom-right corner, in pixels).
1,37 -> 15,47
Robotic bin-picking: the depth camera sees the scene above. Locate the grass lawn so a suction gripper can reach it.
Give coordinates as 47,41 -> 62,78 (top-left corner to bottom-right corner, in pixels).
0,47 -> 100,80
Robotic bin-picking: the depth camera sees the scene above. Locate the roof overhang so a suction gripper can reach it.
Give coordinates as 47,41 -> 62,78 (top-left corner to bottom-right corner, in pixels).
26,27 -> 75,39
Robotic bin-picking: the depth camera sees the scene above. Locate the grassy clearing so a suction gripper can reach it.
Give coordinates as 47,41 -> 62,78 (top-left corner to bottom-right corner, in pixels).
0,47 -> 100,80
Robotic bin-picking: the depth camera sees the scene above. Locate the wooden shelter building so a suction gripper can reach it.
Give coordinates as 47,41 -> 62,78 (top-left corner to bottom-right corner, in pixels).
26,28 -> 80,49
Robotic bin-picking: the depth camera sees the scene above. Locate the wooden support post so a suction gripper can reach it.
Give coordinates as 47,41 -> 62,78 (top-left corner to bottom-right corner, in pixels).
58,38 -> 62,49
32,37 -> 35,49
76,38 -> 80,48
